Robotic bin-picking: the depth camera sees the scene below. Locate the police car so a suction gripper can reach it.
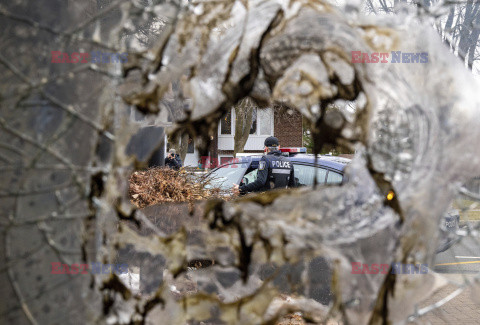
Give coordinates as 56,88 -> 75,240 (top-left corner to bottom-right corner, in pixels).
205,147 -> 349,190
204,147 -> 459,254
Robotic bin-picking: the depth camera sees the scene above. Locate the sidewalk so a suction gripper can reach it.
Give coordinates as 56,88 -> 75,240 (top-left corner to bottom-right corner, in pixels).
276,274 -> 480,325
411,275 -> 480,324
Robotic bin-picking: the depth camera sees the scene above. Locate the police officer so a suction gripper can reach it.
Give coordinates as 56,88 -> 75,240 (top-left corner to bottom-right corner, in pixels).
233,136 -> 295,195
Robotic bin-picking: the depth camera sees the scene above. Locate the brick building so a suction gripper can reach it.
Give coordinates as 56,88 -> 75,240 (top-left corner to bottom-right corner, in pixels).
274,108 -> 303,148
183,106 -> 303,167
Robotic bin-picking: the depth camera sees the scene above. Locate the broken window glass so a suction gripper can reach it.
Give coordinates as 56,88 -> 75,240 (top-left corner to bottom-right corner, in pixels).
1,1 -> 480,325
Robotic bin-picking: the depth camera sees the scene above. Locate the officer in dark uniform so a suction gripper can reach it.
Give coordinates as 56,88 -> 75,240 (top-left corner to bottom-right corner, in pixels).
233,136 -> 295,195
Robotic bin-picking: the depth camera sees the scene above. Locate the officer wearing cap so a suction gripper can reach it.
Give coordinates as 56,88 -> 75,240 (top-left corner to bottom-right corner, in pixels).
233,136 -> 295,195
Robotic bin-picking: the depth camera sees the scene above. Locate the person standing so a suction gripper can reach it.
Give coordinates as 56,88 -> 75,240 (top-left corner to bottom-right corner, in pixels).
233,136 -> 295,195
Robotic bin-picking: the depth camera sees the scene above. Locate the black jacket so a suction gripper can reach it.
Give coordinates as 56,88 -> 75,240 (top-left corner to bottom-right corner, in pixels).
165,154 -> 182,170
239,151 -> 295,194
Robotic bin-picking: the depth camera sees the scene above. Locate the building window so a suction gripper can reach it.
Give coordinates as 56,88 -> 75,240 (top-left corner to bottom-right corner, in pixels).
221,110 -> 232,135
220,156 -> 234,165
249,108 -> 257,134
187,138 -> 194,153
258,108 -> 272,135
248,108 -> 272,135
219,107 -> 273,136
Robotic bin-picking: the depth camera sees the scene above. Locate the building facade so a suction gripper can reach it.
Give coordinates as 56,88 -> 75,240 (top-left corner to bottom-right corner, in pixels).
183,107 -> 303,167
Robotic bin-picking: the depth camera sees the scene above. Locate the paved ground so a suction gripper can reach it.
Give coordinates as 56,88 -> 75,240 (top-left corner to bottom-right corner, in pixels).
276,274 -> 480,325
411,275 -> 480,324
411,225 -> 480,325
125,220 -> 480,324
434,235 -> 480,274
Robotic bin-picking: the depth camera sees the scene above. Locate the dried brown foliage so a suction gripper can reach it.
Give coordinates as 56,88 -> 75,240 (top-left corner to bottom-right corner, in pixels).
276,314 -> 306,325
129,167 -> 228,208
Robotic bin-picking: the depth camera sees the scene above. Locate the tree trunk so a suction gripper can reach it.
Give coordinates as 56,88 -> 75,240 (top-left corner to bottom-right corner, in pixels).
443,7 -> 455,40
457,2 -> 479,63
169,132 -> 189,164
233,97 -> 255,157
467,11 -> 480,70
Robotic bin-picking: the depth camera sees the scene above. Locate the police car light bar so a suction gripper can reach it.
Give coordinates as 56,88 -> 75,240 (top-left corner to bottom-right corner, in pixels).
280,147 -> 307,153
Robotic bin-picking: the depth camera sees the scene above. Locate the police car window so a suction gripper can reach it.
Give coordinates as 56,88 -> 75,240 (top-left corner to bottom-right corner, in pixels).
243,169 -> 258,184
205,164 -> 248,190
326,171 -> 343,184
315,167 -> 328,185
293,164 -> 328,186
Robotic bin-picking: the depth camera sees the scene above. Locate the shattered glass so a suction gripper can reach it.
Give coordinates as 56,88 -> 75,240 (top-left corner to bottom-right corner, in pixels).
1,0 -> 480,324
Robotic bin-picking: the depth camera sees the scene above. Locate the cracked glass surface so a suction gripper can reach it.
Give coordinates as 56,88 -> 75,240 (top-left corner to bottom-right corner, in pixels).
1,0 -> 480,324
